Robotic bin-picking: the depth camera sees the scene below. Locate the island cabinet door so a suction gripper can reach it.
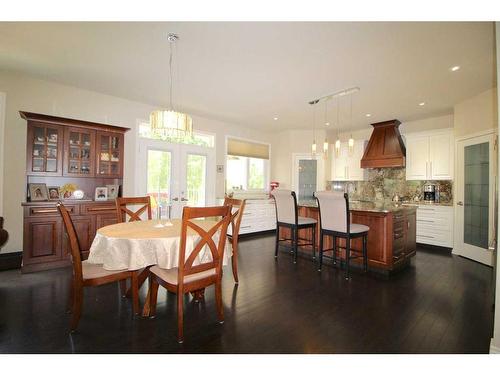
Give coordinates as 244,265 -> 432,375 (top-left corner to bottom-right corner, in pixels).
350,212 -> 391,269
62,216 -> 95,260
404,211 -> 417,256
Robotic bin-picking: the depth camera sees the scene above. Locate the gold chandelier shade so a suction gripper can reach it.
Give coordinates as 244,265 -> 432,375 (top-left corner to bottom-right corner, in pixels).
149,109 -> 193,138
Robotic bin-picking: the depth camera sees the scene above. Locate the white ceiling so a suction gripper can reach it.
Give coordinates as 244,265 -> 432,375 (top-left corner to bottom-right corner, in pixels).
0,22 -> 495,131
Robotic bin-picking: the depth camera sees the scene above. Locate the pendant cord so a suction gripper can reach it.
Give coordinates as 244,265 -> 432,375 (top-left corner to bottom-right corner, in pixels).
169,40 -> 174,110
336,97 -> 340,138
350,94 -> 353,136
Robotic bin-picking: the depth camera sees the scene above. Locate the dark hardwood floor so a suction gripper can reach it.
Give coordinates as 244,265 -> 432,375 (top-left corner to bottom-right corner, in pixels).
0,234 -> 495,353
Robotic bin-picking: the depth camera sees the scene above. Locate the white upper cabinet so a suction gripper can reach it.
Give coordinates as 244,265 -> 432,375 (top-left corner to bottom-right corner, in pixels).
331,140 -> 367,181
405,129 -> 454,181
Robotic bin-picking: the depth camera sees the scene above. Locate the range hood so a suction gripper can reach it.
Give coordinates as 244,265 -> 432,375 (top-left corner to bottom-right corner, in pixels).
360,119 -> 406,168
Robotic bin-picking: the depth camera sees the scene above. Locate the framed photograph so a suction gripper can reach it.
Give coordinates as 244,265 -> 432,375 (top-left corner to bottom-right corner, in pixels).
28,183 -> 49,202
94,187 -> 108,201
47,186 -> 60,201
106,185 -> 119,200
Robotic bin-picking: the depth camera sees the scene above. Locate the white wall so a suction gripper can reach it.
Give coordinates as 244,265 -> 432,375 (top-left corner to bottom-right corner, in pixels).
0,91 -> 5,216
454,88 -> 498,137
0,70 -> 271,254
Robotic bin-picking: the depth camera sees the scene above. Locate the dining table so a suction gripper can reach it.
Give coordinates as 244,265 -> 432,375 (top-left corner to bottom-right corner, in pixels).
87,218 -> 233,272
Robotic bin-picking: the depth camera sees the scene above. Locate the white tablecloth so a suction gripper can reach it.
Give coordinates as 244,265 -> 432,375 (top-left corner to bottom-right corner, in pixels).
87,219 -> 232,271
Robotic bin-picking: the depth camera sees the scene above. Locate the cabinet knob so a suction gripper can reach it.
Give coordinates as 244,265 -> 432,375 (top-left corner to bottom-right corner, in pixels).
457,201 -> 464,206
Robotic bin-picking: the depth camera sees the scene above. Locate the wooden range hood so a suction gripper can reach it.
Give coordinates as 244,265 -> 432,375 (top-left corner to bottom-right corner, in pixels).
360,119 -> 406,168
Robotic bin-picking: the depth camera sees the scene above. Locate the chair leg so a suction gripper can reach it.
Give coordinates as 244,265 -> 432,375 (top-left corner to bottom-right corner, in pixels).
145,275 -> 159,318
232,245 -> 239,284
177,289 -> 184,344
312,225 -> 316,261
66,279 -> 74,314
215,279 -> 224,324
333,236 -> 337,266
70,286 -> 83,332
274,225 -> 280,258
131,272 -> 140,315
345,237 -> 351,280
119,280 -> 127,298
363,234 -> 368,272
293,227 -> 298,264
318,231 -> 324,272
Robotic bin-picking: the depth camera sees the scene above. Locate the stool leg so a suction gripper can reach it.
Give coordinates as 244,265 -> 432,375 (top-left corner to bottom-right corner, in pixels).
363,234 -> 368,272
293,227 -> 298,264
274,225 -> 279,258
318,231 -> 324,272
312,225 -> 316,261
345,236 -> 350,280
333,235 -> 337,266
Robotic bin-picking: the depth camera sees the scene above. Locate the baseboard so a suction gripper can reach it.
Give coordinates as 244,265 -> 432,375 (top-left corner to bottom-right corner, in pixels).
490,339 -> 500,354
0,251 -> 22,271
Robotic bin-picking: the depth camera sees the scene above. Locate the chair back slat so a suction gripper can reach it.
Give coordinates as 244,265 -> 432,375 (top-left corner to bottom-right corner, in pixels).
315,191 -> 349,233
57,203 -> 83,281
115,196 -> 152,222
177,206 -> 231,284
223,197 -> 246,238
271,189 -> 298,224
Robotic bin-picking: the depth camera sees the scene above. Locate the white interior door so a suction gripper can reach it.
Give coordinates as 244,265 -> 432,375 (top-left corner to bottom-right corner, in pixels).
454,132 -> 497,266
138,139 -> 215,219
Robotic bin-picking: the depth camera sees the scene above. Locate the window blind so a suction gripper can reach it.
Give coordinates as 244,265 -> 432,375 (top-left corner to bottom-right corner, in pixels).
227,138 -> 270,159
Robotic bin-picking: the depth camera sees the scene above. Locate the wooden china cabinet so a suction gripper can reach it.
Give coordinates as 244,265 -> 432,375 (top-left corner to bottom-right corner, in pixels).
21,111 -> 129,273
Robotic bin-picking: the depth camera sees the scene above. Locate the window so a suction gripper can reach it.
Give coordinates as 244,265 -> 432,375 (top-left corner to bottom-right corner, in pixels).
138,121 -> 214,148
226,137 -> 269,192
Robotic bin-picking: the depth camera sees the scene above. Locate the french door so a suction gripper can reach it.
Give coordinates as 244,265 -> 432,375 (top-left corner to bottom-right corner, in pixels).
137,139 -> 215,219
454,132 -> 497,266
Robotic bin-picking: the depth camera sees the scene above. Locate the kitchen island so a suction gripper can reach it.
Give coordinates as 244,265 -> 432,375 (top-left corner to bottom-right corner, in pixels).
280,200 -> 417,274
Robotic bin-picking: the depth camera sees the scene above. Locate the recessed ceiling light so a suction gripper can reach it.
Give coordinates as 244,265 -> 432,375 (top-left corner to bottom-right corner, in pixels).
273,117 -> 278,121
365,114 -> 371,117
419,102 -> 425,106
325,122 -> 330,126
450,65 -> 461,72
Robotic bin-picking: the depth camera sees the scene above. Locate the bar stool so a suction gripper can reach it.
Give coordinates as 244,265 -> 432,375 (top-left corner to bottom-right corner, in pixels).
315,191 -> 369,280
271,189 -> 317,264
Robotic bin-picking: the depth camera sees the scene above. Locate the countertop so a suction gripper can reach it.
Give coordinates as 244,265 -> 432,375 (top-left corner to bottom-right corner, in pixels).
298,200 -> 418,213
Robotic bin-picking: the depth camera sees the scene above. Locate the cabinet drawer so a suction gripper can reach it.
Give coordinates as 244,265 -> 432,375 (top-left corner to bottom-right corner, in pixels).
81,203 -> 116,215
28,205 -> 77,217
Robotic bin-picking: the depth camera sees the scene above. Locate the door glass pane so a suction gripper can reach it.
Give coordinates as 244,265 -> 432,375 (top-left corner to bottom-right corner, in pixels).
464,142 -> 489,249
186,154 -> 206,207
147,150 -> 171,219
298,159 -> 317,201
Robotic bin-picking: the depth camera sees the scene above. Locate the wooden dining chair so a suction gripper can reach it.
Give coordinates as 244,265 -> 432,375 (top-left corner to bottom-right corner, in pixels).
115,196 -> 152,223
115,196 -> 153,296
223,196 -> 246,284
57,202 -> 139,331
144,205 -> 231,343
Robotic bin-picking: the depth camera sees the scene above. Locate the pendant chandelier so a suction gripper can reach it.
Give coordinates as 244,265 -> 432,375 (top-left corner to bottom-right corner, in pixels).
150,33 -> 193,138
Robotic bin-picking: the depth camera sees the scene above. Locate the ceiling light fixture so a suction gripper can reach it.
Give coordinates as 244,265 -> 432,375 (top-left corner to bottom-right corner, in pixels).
348,95 -> 354,156
273,117 -> 279,121
450,65 -> 461,72
323,101 -> 329,155
365,113 -> 372,117
335,98 -> 341,158
150,33 -> 193,139
419,102 -> 425,106
311,105 -> 317,156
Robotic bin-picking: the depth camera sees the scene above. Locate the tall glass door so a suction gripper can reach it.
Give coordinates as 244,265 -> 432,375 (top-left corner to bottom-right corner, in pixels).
455,133 -> 497,266
146,150 -> 172,219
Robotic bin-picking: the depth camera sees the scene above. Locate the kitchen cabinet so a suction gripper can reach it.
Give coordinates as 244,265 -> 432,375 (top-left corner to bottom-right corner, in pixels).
331,140 -> 367,181
228,198 -> 276,235
405,129 -> 454,180
415,204 -> 454,248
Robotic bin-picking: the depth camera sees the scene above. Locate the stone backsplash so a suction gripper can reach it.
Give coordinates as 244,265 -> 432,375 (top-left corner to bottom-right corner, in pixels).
327,168 -> 453,203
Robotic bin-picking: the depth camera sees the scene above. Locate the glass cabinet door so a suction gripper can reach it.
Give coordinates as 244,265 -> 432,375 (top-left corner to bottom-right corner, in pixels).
96,131 -> 123,177
27,123 -> 63,176
64,128 -> 95,177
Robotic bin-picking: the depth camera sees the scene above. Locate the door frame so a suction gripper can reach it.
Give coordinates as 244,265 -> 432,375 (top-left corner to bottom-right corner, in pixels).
291,152 -> 325,193
453,128 -> 498,266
